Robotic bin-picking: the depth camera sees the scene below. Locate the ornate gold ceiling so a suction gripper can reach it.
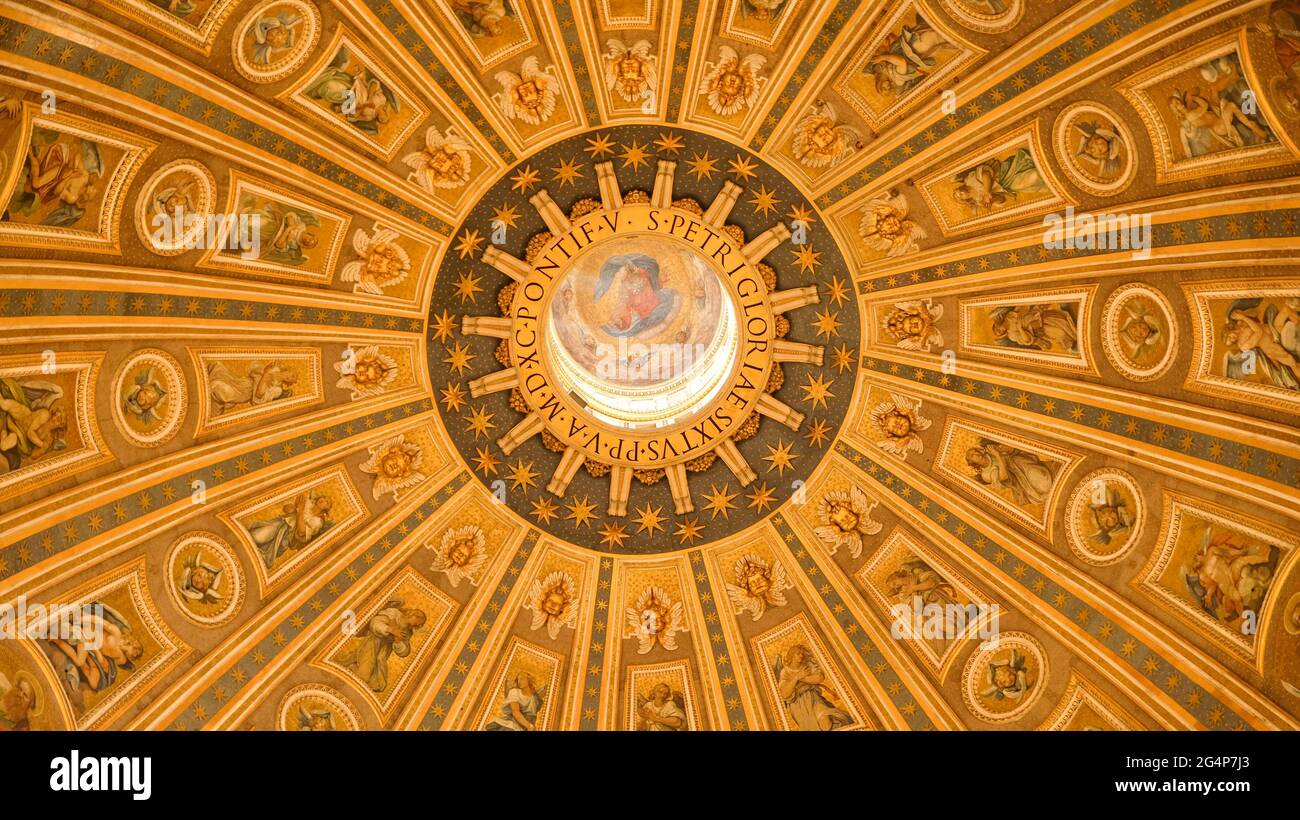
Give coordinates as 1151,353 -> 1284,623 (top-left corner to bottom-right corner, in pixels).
1,0 -> 1299,732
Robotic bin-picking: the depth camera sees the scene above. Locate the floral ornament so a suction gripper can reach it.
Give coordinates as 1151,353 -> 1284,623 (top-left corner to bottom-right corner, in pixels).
814,486 -> 882,558
858,191 -> 926,256
882,299 -> 944,352
403,126 -> 471,192
700,46 -> 767,116
426,524 -> 488,588
340,227 -> 411,296
494,56 -> 559,125
525,570 -> 578,639
334,345 -> 398,400
724,554 -> 791,621
603,39 -> 657,103
359,434 -> 426,500
123,367 -> 169,425
868,392 -> 931,458
791,100 -> 863,169
623,586 -> 685,654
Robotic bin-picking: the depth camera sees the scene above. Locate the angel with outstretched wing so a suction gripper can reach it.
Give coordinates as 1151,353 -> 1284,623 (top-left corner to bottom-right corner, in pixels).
594,253 -> 677,338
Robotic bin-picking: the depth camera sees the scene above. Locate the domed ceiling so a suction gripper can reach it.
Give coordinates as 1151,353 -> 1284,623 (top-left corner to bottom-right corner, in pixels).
1,0 -> 1298,732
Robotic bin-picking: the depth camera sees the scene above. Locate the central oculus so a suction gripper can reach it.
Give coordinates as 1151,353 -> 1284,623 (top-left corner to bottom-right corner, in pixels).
511,204 -> 775,469
546,234 -> 736,429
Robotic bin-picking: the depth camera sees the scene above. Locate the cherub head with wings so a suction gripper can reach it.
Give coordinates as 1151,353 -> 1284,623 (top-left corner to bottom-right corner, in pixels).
603,39 -> 657,103
623,585 -> 685,654
700,46 -> 767,116
426,524 -> 488,588
495,57 -> 558,125
814,486 -> 882,558
792,100 -> 863,169
525,571 -> 578,639
725,554 -> 791,621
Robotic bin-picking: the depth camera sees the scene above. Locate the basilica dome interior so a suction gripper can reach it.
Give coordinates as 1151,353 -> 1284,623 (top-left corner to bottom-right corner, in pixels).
1,0 -> 1299,732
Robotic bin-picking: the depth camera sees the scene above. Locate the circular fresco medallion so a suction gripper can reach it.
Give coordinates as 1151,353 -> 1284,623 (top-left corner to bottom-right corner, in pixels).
1100,283 -> 1176,382
942,0 -> 1025,33
961,631 -> 1047,724
278,684 -> 362,731
1269,72 -> 1300,120
134,160 -> 218,256
232,0 -> 322,84
430,126 -> 859,553
1053,102 -> 1138,196
1267,2 -> 1300,122
1065,468 -> 1145,566
164,532 -> 245,627
1260,0 -> 1300,154
1282,591 -> 1300,636
111,348 -> 187,448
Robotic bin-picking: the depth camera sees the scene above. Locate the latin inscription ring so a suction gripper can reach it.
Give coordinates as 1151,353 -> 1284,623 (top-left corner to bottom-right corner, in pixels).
509,204 -> 775,469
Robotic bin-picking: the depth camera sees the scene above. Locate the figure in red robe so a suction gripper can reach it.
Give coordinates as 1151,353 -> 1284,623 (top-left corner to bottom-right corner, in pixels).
594,253 -> 676,337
